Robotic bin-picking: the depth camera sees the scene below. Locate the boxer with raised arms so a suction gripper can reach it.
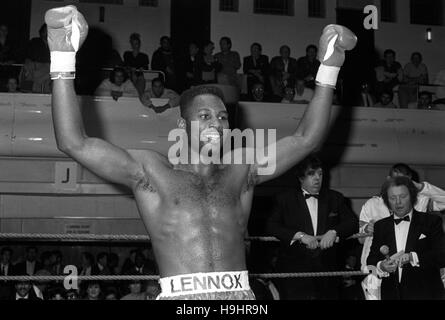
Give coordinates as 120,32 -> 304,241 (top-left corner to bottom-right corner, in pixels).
46,5 -> 356,299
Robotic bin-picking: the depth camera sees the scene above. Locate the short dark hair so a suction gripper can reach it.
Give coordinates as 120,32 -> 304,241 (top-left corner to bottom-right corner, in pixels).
179,85 -> 225,119
220,36 -> 232,47
389,163 -> 412,178
1,247 -> 12,256
160,36 -> 170,43
280,45 -> 290,53
411,51 -> 422,61
97,252 -> 108,261
296,154 -> 323,179
151,77 -> 164,86
251,42 -> 262,51
109,66 -> 128,84
130,33 -> 141,43
381,176 -> 418,210
384,49 -> 395,56
306,44 -> 317,52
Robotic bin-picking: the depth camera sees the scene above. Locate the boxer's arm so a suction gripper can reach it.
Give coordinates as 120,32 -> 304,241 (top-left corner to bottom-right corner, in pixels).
52,80 -> 146,188
254,25 -> 357,184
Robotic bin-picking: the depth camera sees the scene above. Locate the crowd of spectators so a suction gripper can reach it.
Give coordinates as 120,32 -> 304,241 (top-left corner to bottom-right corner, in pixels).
0,245 -> 161,300
2,22 -> 444,110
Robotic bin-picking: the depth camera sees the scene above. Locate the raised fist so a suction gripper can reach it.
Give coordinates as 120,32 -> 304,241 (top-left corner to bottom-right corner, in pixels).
45,5 -> 88,78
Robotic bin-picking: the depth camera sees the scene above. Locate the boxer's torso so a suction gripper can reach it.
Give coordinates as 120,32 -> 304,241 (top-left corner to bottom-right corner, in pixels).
131,151 -> 255,277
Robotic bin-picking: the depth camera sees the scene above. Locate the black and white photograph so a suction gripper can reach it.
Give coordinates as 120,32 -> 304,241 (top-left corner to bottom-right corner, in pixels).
0,0 -> 444,316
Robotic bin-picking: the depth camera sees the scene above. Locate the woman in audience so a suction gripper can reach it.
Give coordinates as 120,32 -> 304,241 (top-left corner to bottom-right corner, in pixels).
94,66 -> 138,100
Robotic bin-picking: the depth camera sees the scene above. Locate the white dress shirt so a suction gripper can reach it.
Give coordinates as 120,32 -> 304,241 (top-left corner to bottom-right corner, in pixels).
360,181 -> 445,271
291,189 -> 319,245
376,211 -> 419,282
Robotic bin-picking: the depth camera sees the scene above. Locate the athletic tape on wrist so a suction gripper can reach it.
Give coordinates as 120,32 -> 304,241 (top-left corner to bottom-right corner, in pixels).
315,64 -> 340,88
50,51 -> 76,73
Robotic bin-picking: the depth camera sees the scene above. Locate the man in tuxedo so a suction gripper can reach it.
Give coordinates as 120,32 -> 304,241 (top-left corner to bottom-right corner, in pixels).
367,176 -> 445,300
266,155 -> 358,299
12,246 -> 41,276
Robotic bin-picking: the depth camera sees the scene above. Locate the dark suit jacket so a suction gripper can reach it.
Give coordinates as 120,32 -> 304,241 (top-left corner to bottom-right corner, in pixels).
12,261 -> 42,276
243,55 -> 270,80
268,56 -> 298,94
266,188 -> 358,272
367,211 -> 445,300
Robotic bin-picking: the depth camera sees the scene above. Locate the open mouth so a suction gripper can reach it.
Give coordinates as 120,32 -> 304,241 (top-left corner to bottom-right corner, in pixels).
200,129 -> 222,144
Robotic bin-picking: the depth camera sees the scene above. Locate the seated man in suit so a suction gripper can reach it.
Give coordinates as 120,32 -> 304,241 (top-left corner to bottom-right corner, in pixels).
13,246 -> 41,276
266,154 -> 358,300
367,176 -> 445,300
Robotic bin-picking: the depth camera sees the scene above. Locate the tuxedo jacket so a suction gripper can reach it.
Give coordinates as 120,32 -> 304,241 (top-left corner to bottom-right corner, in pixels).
367,211 -> 445,300
12,261 -> 42,276
266,189 -> 358,271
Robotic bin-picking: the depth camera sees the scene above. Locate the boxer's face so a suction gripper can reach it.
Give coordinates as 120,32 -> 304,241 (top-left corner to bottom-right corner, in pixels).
183,94 -> 229,152
300,167 -> 323,194
387,185 -> 412,217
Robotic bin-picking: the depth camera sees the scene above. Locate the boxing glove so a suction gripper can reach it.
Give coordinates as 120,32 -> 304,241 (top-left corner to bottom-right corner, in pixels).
45,5 -> 88,80
315,24 -> 357,89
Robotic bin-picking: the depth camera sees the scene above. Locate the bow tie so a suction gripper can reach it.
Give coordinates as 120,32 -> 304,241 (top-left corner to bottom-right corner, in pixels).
304,194 -> 319,200
394,215 -> 410,225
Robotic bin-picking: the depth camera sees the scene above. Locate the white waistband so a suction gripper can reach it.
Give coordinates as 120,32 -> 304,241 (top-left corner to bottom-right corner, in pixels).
158,271 -> 250,298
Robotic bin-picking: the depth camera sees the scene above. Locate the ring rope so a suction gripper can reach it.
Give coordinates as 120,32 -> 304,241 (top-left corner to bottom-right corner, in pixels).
0,232 -> 372,242
0,270 -> 368,282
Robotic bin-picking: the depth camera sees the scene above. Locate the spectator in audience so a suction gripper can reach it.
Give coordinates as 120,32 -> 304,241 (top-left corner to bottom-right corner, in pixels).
243,42 -> 269,95
0,247 -> 14,299
360,82 -> 375,107
23,23 -> 51,93
79,252 -> 94,276
123,33 -> 149,71
408,91 -> 436,110
92,252 -> 110,275
374,49 -> 403,99
367,176 -> 445,300
66,289 -> 79,300
120,280 -> 146,300
104,286 -> 119,300
214,36 -> 241,88
269,45 -> 298,99
139,77 -> 180,113
121,249 -> 137,275
13,246 -> 41,276
296,44 -> 320,89
82,281 -> 103,300
123,33 -> 150,94
398,52 -> 429,108
360,163 -> 445,298
48,286 -> 65,300
141,245 -> 158,274
123,251 -> 154,275
0,24 -> 14,64
50,250 -> 64,276
94,66 -> 138,100
183,42 -> 200,89
11,280 -> 42,300
293,78 -> 314,104
373,90 -> 397,108
196,40 -> 220,85
281,86 -> 295,104
5,76 -> 19,93
145,280 -> 161,300
0,24 -> 17,89
243,82 -> 277,103
266,154 -> 358,300
151,36 -> 177,90
107,252 -> 120,275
